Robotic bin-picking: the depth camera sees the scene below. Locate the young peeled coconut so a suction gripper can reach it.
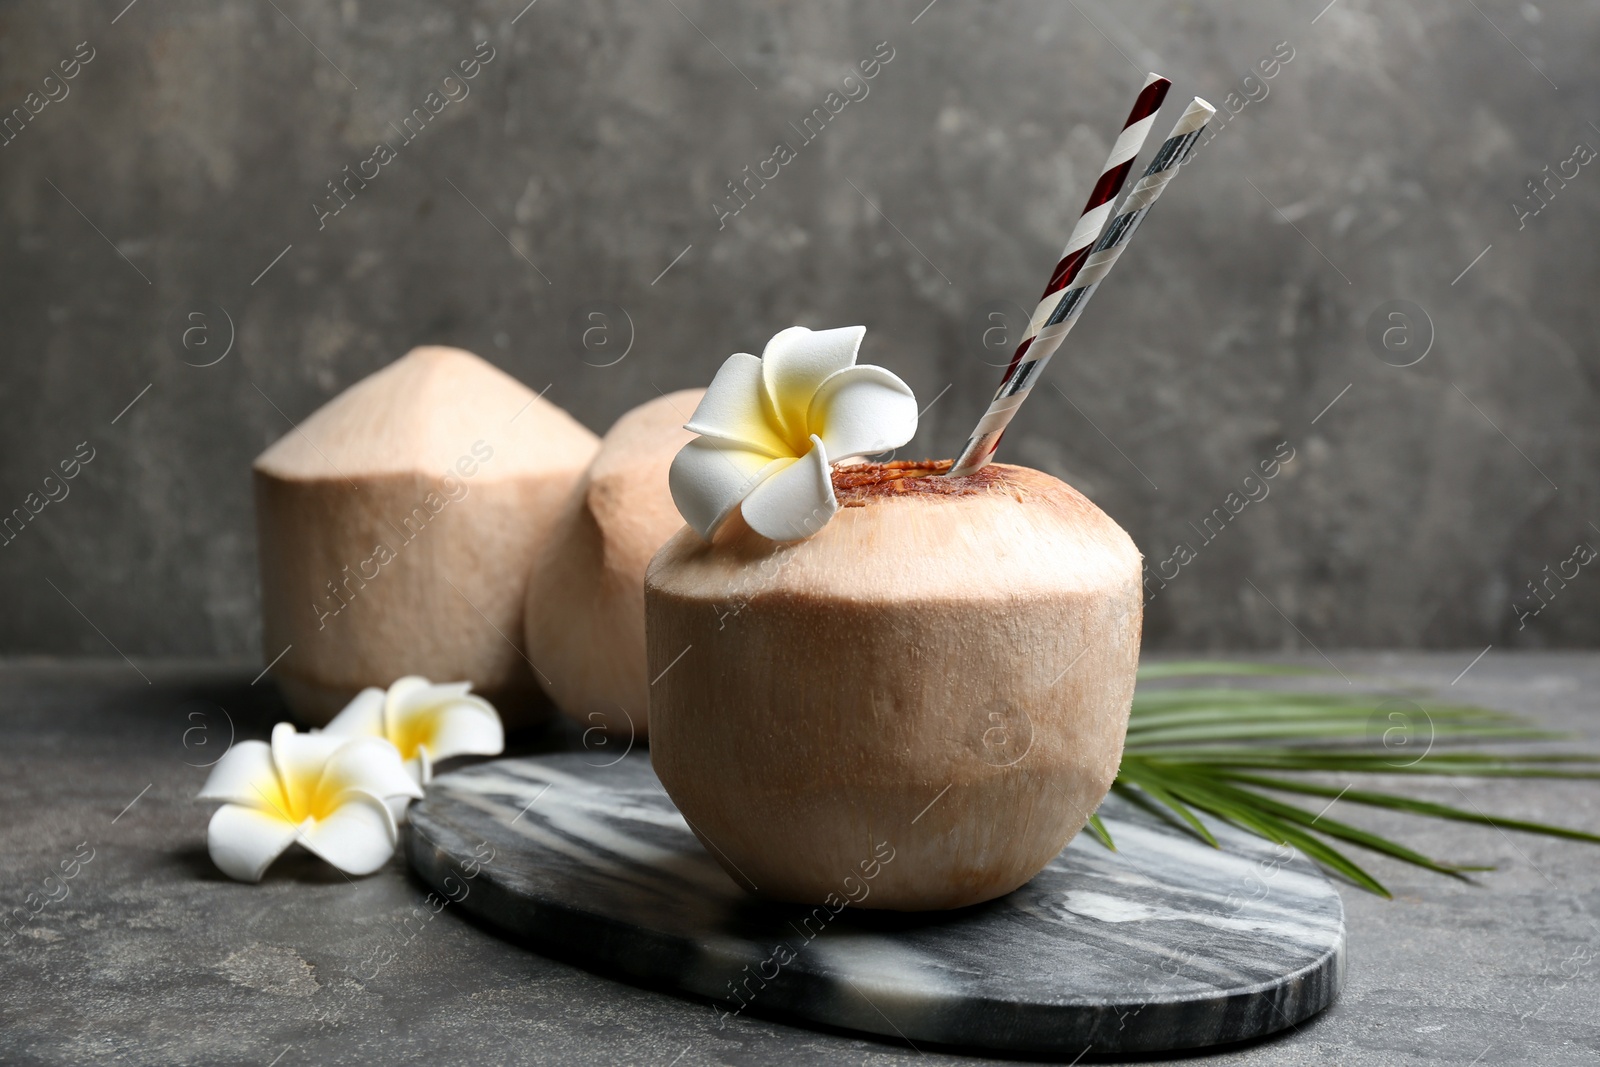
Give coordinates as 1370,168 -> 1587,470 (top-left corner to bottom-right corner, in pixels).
523,389 -> 704,738
644,326 -> 1142,910
254,346 -> 599,725
647,461 -> 1142,910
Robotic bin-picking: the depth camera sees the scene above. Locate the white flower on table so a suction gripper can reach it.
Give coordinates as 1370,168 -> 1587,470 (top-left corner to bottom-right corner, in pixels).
668,325 -> 919,542
199,723 -> 422,883
324,676 -> 505,787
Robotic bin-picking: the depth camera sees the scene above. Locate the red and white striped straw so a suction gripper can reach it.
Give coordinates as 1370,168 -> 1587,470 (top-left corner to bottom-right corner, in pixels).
1031,74 -> 1170,333
948,96 -> 1216,477
985,74 -> 1170,422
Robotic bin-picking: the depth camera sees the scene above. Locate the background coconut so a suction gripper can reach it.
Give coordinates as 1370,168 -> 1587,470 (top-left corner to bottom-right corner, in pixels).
525,389 -> 703,739
645,462 -> 1143,911
254,346 -> 599,725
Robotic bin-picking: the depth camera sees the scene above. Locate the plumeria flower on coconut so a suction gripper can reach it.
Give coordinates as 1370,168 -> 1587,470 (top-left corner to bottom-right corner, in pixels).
669,325 -> 919,542
199,724 -> 422,883
324,676 -> 505,799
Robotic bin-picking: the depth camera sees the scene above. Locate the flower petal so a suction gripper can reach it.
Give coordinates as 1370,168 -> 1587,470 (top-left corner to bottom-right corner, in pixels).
323,687 -> 386,737
271,722 -> 347,821
740,435 -> 837,541
207,803 -> 299,883
381,676 -> 432,727
389,749 -> 428,824
297,789 -> 398,877
682,353 -> 790,458
760,326 -> 864,444
809,364 -> 919,460
386,795 -> 413,825
316,737 -> 423,807
669,437 -> 788,539
401,679 -> 473,704
198,740 -> 287,814
387,678 -> 471,728
416,695 -> 505,763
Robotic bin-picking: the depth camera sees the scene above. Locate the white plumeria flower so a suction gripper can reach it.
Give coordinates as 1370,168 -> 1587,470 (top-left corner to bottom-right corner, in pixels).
668,325 -> 918,541
324,676 -> 505,788
198,723 -> 422,883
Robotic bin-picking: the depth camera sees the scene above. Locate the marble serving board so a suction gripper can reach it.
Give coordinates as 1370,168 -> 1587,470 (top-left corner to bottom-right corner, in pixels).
407,753 -> 1344,1055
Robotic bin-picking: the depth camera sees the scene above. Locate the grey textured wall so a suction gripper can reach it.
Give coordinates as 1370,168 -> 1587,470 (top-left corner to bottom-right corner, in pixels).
2,0 -> 1597,658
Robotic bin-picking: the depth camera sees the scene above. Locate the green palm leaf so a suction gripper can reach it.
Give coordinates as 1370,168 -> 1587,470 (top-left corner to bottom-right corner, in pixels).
1102,661 -> 1600,894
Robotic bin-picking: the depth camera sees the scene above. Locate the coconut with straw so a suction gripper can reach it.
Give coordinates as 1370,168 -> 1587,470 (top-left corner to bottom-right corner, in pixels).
647,90 -> 1215,910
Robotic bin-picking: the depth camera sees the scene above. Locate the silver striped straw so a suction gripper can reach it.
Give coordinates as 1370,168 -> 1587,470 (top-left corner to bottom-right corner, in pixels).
948,96 -> 1216,477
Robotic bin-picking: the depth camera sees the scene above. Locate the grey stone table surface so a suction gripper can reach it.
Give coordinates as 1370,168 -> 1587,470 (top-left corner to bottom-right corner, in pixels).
1,652 -> 1596,1066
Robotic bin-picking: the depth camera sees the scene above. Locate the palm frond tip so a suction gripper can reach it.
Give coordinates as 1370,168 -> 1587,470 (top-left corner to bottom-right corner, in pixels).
1097,662 -> 1600,894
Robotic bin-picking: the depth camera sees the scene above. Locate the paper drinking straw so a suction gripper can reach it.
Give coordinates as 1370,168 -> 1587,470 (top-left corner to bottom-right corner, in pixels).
980,74 -> 1168,436
948,97 -> 1216,477
1005,73 -> 1171,385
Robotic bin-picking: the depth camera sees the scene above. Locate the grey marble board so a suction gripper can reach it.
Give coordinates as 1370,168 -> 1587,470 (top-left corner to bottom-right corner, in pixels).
407,753 -> 1345,1055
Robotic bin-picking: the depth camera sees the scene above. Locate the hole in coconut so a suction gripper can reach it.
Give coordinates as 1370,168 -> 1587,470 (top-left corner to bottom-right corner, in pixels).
833,460 -> 1012,505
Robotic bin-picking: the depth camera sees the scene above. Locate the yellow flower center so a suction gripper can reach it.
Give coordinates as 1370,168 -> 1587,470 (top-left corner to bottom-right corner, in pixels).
302,784 -> 345,823
388,715 -> 433,762
281,770 -> 345,824
258,766 -> 352,825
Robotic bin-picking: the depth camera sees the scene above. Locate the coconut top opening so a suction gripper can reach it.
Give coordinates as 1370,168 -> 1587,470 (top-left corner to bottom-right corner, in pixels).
833,459 -> 1013,505
652,460 -> 1140,601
